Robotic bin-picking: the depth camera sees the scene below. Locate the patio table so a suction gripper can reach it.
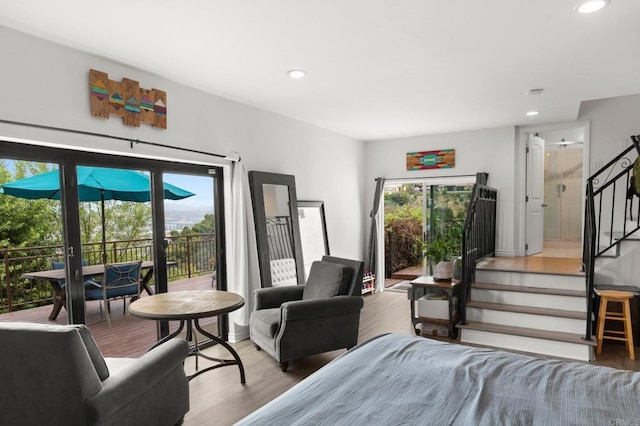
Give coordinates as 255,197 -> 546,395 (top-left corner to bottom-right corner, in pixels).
21,260 -> 176,320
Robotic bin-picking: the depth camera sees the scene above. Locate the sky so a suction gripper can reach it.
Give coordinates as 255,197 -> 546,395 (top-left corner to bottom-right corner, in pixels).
163,173 -> 214,208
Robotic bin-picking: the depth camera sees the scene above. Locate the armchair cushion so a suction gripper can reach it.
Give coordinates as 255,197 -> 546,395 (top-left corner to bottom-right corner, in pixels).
281,296 -> 364,321
250,308 -> 281,339
302,261 -> 352,300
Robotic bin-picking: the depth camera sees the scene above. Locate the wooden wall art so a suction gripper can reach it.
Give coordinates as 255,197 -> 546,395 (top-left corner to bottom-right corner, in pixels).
406,149 -> 455,171
89,69 -> 167,129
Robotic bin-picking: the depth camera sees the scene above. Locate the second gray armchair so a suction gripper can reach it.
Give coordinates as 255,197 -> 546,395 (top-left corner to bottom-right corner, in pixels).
250,255 -> 365,372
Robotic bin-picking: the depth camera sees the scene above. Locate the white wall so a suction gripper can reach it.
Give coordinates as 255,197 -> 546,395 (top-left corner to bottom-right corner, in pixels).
0,25 -> 366,262
579,93 -> 640,165
364,126 -> 517,257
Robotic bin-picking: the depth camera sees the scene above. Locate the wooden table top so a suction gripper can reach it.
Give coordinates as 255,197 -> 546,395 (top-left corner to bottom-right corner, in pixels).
128,290 -> 245,320
409,275 -> 461,288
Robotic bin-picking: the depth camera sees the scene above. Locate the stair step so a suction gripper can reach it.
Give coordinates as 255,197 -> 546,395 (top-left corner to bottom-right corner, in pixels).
457,321 -> 596,346
473,282 -> 585,298
466,301 -> 586,319
476,257 -> 583,277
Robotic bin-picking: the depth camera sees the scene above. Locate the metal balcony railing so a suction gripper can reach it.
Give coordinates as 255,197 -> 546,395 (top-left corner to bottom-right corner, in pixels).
1,233 -> 215,313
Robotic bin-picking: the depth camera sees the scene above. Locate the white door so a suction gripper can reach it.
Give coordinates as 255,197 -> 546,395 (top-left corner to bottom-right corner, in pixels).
526,134 -> 545,255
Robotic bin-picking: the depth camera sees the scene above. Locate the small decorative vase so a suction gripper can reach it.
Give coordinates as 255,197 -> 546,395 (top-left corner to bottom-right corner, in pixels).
433,261 -> 453,281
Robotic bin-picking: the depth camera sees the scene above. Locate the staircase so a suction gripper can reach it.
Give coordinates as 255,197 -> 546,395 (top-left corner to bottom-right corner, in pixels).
458,257 -> 595,361
454,135 -> 640,362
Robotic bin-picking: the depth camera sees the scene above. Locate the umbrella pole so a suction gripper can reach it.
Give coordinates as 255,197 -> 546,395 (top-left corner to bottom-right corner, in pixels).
101,191 -> 107,265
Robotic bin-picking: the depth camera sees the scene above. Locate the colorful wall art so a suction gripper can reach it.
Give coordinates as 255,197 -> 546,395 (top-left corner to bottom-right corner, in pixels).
90,69 -> 167,129
406,149 -> 455,170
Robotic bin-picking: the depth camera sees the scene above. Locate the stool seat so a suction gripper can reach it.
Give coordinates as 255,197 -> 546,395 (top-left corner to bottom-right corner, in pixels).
595,289 -> 635,360
596,289 -> 634,300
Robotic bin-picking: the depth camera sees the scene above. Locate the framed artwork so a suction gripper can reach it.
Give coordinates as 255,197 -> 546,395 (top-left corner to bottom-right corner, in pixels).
297,201 -> 330,280
407,149 -> 455,170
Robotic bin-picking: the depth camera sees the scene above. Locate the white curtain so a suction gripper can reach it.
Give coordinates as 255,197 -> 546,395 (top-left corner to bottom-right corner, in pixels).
226,153 -> 261,333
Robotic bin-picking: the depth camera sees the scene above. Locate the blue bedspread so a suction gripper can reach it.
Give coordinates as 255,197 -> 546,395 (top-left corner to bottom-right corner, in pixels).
237,333 -> 640,425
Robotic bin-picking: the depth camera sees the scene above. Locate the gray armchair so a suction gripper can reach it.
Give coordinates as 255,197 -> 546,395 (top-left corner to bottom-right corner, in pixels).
0,322 -> 189,426
250,255 -> 364,372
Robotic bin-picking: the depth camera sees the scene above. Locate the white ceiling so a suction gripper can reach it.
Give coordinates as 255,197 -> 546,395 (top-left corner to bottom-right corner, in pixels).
1,1 -> 639,141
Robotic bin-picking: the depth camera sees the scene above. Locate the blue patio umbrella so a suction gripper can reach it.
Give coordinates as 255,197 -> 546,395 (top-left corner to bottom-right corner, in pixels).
0,166 -> 195,263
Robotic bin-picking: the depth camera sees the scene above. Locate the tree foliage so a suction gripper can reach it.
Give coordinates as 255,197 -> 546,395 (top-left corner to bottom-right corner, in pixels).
0,161 -> 61,248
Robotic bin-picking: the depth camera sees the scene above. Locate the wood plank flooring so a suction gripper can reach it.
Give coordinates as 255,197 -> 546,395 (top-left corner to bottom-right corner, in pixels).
185,290 -> 640,426
4,272 -> 640,425
477,256 -> 584,276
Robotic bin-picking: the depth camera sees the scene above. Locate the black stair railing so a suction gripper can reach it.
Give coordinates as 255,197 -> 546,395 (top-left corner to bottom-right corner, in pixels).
583,134 -> 640,340
460,173 -> 497,324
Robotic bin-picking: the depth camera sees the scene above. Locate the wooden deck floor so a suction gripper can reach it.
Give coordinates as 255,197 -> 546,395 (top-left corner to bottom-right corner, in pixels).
0,275 -> 217,357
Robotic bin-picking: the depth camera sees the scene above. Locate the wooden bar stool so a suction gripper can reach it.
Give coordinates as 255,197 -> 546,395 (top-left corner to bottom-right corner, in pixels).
596,289 -> 635,360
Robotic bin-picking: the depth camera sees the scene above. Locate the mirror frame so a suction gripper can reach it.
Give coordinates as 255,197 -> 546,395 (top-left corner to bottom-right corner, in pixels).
248,171 -> 304,287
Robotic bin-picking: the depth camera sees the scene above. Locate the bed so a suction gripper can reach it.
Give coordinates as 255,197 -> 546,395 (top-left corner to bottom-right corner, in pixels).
237,333 -> 640,425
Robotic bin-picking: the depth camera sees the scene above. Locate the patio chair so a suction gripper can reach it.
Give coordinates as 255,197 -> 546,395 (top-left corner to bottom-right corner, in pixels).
85,261 -> 142,326
0,321 -> 189,426
250,255 -> 364,372
52,259 -> 102,291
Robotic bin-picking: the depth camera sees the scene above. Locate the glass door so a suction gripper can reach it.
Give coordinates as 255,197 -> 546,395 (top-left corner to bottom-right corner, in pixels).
0,140 -> 226,356
0,157 -> 66,324
383,180 -> 473,286
543,142 -> 583,257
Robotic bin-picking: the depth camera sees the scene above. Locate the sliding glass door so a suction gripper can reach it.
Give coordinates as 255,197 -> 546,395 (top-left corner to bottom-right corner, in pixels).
383,178 -> 473,285
0,141 -> 225,342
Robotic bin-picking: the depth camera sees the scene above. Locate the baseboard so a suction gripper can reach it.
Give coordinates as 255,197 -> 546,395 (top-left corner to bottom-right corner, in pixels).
494,249 -> 518,257
228,323 -> 249,343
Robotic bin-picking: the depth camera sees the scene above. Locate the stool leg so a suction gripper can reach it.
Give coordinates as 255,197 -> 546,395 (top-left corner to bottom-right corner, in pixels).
622,299 -> 635,360
596,297 -> 608,356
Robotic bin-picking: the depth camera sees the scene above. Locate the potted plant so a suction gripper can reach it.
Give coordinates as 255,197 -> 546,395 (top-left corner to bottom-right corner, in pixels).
422,224 -> 461,281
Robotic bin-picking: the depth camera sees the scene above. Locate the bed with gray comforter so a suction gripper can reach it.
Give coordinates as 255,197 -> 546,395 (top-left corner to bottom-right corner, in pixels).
237,333 -> 640,425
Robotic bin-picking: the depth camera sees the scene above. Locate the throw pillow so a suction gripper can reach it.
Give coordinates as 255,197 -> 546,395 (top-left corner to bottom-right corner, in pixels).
302,261 -> 351,300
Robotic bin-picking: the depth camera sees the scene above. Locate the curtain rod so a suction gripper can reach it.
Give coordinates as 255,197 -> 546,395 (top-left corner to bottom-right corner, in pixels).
0,118 -> 229,160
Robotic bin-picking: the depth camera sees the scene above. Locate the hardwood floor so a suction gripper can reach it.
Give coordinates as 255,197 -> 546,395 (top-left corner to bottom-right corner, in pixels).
4,273 -> 639,425
477,256 -> 584,276
184,289 -> 640,426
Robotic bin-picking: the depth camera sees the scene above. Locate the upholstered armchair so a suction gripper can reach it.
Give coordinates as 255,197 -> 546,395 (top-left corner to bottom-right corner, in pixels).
0,322 -> 189,426
250,255 -> 364,372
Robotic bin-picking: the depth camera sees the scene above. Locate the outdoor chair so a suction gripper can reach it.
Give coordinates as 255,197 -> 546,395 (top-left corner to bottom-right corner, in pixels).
250,255 -> 364,372
52,259 -> 102,291
85,261 -> 142,327
0,321 -> 189,426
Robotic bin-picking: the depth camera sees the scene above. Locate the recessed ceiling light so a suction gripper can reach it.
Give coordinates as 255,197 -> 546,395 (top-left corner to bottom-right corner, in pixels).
526,111 -> 540,116
576,0 -> 610,14
287,69 -> 307,79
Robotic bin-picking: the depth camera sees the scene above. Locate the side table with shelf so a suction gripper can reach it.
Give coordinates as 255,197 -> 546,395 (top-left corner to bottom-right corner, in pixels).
408,276 -> 461,338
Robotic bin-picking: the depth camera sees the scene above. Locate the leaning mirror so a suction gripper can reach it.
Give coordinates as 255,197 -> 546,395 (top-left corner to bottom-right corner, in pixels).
249,171 -> 304,288
297,201 -> 329,280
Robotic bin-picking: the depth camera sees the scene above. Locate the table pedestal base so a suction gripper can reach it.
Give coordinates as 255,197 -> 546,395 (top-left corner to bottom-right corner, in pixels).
154,319 -> 246,384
